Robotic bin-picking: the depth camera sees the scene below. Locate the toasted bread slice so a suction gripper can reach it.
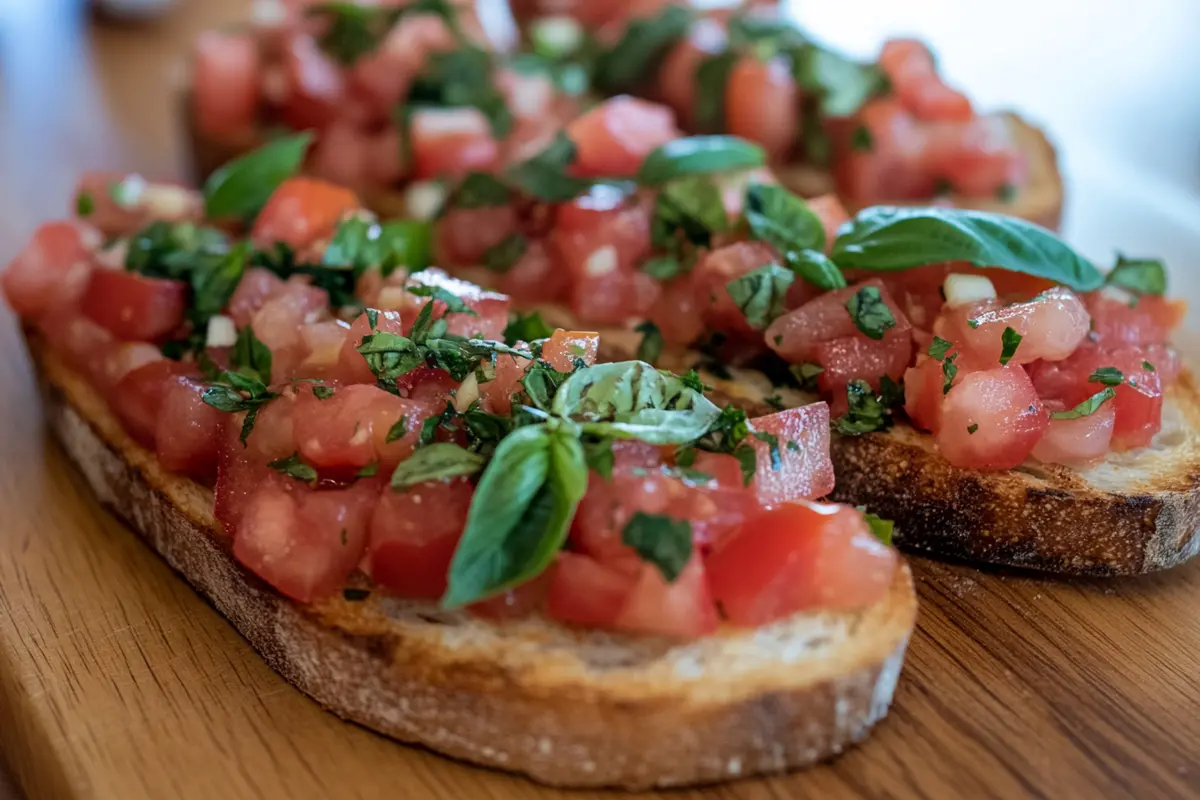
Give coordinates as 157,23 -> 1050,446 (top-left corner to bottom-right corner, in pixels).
567,320 -> 1200,576
26,333 -> 916,790
776,112 -> 1064,230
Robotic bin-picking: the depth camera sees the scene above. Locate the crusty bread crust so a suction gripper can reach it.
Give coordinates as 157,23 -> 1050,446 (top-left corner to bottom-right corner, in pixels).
27,334 -> 916,789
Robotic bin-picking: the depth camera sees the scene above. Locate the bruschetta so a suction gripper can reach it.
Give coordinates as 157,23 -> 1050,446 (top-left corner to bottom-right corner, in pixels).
2,164 -> 918,788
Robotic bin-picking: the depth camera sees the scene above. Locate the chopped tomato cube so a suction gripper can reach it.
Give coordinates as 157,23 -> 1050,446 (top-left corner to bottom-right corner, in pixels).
81,269 -> 187,342
156,376 -> 228,483
546,552 -> 637,629
109,358 -> 196,449
541,329 -> 599,371
569,271 -> 662,326
1031,400 -> 1115,465
937,286 -> 1090,371
294,383 -> 435,472
334,309 -> 406,385
745,403 -> 835,506
612,555 -> 719,638
39,316 -> 115,385
1085,292 -> 1186,348
566,95 -> 681,177
409,108 -> 499,180
724,55 -> 800,161
251,177 -> 360,251
935,364 -> 1048,469
434,205 -> 518,267
1,221 -> 95,319
497,239 -> 571,304
277,33 -> 346,132
394,268 -> 509,340
227,267 -> 286,328
367,478 -> 472,600
691,241 -> 779,340
193,31 -> 262,140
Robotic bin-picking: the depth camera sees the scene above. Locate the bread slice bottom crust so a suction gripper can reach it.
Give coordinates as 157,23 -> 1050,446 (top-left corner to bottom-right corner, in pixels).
27,334 -> 917,789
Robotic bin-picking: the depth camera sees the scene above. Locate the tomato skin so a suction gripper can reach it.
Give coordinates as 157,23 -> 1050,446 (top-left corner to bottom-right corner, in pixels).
409,108 -> 500,180
234,478 -> 376,603
193,31 -> 261,141
551,196 -> 653,282
746,404 -> 835,506
546,552 -> 638,629
878,38 -> 973,122
806,194 -> 851,250
1,221 -> 96,319
81,269 -> 187,342
903,354 -> 947,433
250,279 -> 331,380
298,319 -> 352,380
39,316 -> 115,385
251,177 -> 360,251
725,55 -> 800,162
926,114 -> 1026,197
834,99 -> 934,203
334,309 -> 406,385
469,572 -> 550,621
707,501 -> 897,626
109,358 -> 196,449
294,383 -> 434,473
367,478 -> 472,600
566,95 -> 681,178
649,275 -> 705,346
935,364 -> 1049,470
571,270 -> 662,326
156,376 -> 227,483
612,555 -> 719,638
497,239 -> 571,304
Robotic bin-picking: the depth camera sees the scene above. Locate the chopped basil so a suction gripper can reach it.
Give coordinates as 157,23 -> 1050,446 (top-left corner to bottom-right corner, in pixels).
790,362 -> 824,392
967,423 -> 979,435
386,415 -> 409,443
693,51 -> 738,132
503,310 -> 555,345
653,175 -> 728,251
308,2 -> 405,64
357,331 -> 425,385
267,452 -> 319,485
636,136 -> 766,186
504,132 -> 600,202
860,510 -> 894,545
641,255 -> 684,279
390,442 -> 486,490
928,336 -> 953,360
1051,387 -> 1117,420
312,385 -> 336,400
1105,253 -> 1167,297
200,370 -> 279,445
203,133 -> 313,221
76,191 -> 94,217
793,45 -> 888,118
442,172 -> 511,211
621,511 -> 693,582
406,284 -> 479,317
325,217 -> 432,276
835,379 -> 892,435
879,375 -> 904,409
407,46 -> 513,138
726,263 -> 793,331
995,183 -> 1017,203
851,125 -> 873,151
744,182 -> 827,253
356,461 -> 379,478
442,425 -> 587,607
593,3 -> 692,93
942,353 -> 959,394
753,429 -> 782,470
845,285 -> 896,340
231,325 -> 273,385
635,320 -> 664,364
999,326 -> 1022,366
482,233 -> 528,273
1089,366 -> 1124,386
831,207 -> 1105,292
1143,360 -> 1156,372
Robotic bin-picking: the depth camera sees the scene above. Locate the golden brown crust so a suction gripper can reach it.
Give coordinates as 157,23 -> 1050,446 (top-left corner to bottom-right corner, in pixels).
27,334 -> 915,789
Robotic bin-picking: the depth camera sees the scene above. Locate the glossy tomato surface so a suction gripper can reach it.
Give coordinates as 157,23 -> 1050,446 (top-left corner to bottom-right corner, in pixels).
81,269 -> 187,342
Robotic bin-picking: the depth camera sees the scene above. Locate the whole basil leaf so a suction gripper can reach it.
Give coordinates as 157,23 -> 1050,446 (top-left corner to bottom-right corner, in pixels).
786,249 -> 846,291
637,136 -> 766,186
552,361 -> 722,444
204,133 -> 314,221
442,425 -> 587,607
744,182 -> 827,252
390,442 -> 485,490
831,206 -> 1105,292
726,263 -> 794,331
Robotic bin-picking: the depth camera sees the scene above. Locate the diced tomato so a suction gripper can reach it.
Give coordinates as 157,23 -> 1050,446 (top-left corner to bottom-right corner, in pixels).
227,267 -> 285,327
551,194 -> 652,282
541,329 -> 599,371
334,309 -> 406,385
497,239 -> 572,304
570,270 -> 662,326
878,38 -> 973,122
649,275 -> 706,346
400,367 -> 460,407
937,286 -> 1090,371
39,316 -> 114,384
156,376 -> 227,482
278,33 -> 346,131
935,364 -> 1048,469
298,319 -> 351,380
81,269 -> 187,342
362,124 -> 408,187
409,108 -> 500,180
193,31 -> 261,141
566,95 -> 681,178
745,404 -> 834,506
434,205 -> 518,266
725,55 -> 800,162
1085,291 -> 1186,348
903,354 -> 947,433
706,501 -> 897,626
394,268 -> 509,340
250,279 -> 330,379
1,221 -> 96,319
251,177 -> 360,251
925,114 -> 1026,197
350,14 -> 457,112
834,99 -> 935,203
546,552 -> 637,629
367,478 -> 472,600
469,572 -> 550,621
234,478 -> 376,603
691,241 -> 779,340
806,194 -> 851,251
109,358 -> 195,449
307,119 -> 369,189
810,335 -> 914,410
98,342 -> 164,392
240,387 -> 301,464
477,348 -> 536,415
611,555 -> 718,637
294,383 -> 434,472
657,18 -> 728,128
1031,400 -> 1116,465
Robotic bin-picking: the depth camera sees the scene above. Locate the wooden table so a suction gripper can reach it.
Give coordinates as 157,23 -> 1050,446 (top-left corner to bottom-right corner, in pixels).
1,2 -> 1199,798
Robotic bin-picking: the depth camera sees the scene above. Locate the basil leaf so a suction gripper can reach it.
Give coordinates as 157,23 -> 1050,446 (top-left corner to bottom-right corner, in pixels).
653,176 -> 728,248
831,207 -> 1105,292
845,285 -> 895,340
405,284 -> 479,317
641,255 -> 684,279
790,362 -> 824,391
522,362 -> 571,412
231,325 -> 273,384
785,249 -> 846,292
390,442 -> 486,490
593,4 -> 692,94
835,379 -> 892,435
1089,366 -> 1124,386
929,336 -> 953,360
203,133 -> 314,221
999,326 -> 1022,365
635,320 -> 664,364
357,331 -> 425,382
727,12 -> 807,54
1106,254 -> 1167,296
621,511 -> 693,582
793,45 -> 888,117
504,311 -> 554,345
76,191 -> 94,217
745,182 -> 827,253
482,232 -> 527,273
693,51 -> 738,132
308,2 -> 404,64
942,353 -> 959,394
1051,387 -> 1117,420
442,425 -> 587,607
408,47 -> 513,139
726,263 -> 794,331
267,452 -> 318,485
443,172 -> 511,211
637,136 -> 766,186
312,385 -> 336,400
190,240 -> 248,325
552,361 -> 722,445
860,509 -> 894,545
505,131 -> 596,202
199,385 -> 252,413
386,415 -> 410,443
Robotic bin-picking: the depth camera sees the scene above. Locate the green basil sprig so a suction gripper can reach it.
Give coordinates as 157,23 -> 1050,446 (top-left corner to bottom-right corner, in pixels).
637,136 -> 766,186
203,133 -> 313,221
830,206 -> 1105,292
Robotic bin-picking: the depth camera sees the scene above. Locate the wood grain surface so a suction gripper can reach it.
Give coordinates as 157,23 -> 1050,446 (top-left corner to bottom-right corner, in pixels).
1,2 -> 1199,799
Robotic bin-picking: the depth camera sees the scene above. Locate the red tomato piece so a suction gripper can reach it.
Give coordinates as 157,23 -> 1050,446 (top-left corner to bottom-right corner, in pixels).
298,319 -> 352,380
746,404 -> 835,506
566,95 -> 681,178
1,221 -> 96,319
924,115 -> 1027,197
398,268 -> 510,340
935,364 -> 1048,470
834,99 -> 934,204
570,270 -> 662,326
251,177 -> 361,251
1086,291 -> 1186,348
307,119 -> 369,189
367,478 -> 473,600
81,269 -> 187,342
193,31 -> 261,140
409,108 -> 500,180
936,286 -> 1090,372
294,383 -> 434,472
156,376 -> 227,482
227,267 -> 285,327
39,315 -> 115,385
551,194 -> 652,282
98,342 -> 165,393
546,552 -> 638,629
611,555 -> 719,638
234,478 -> 375,603
725,55 -> 800,162
469,571 -> 551,621
477,347 -> 535,416
649,275 -> 706,346
903,354 -> 947,433
1031,400 -> 1116,465
109,358 -> 195,449
334,309 -> 406,385
434,205 -> 518,266
707,500 -> 897,626
806,194 -> 851,251
498,239 -> 572,304
541,329 -> 599,372
878,38 -> 973,122
250,279 -> 331,379
691,241 -> 779,340
278,33 -> 345,131
657,18 -> 728,127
